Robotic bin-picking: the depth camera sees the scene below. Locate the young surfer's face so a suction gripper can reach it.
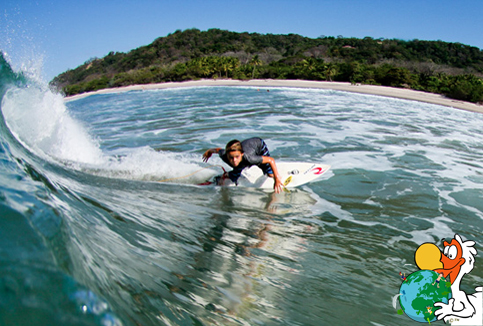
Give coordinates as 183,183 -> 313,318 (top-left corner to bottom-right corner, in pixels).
227,151 -> 243,167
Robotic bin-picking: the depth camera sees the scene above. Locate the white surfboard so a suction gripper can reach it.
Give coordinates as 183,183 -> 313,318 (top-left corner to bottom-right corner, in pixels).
203,162 -> 330,189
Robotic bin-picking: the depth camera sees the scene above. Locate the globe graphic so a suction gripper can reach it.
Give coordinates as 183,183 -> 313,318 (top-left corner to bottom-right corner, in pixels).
399,270 -> 452,323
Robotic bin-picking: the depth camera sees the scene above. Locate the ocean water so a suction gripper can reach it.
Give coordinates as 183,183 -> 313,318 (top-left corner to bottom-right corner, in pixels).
1,54 -> 482,325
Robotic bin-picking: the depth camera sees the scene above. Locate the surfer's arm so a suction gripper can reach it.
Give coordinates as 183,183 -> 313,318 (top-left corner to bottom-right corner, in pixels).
262,156 -> 283,193
202,147 -> 222,162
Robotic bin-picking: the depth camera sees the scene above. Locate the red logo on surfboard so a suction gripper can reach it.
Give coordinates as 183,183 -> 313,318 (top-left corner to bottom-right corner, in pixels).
312,167 -> 327,175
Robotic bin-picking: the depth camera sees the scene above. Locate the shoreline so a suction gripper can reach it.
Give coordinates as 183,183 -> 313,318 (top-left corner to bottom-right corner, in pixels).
65,79 -> 483,114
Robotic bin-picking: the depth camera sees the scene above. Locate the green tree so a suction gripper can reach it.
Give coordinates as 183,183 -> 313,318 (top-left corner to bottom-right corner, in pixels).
325,63 -> 338,81
375,64 -> 413,87
444,74 -> 483,103
249,55 -> 262,79
220,57 -> 239,78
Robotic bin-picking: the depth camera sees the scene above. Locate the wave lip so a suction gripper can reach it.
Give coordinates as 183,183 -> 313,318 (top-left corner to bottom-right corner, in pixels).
2,84 -> 105,166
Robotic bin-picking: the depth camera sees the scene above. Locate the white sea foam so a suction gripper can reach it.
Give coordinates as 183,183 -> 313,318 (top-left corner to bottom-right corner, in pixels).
102,147 -> 219,182
2,85 -> 105,165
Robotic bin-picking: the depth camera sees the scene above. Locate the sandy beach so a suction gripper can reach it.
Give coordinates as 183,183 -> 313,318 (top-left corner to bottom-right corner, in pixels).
66,79 -> 483,114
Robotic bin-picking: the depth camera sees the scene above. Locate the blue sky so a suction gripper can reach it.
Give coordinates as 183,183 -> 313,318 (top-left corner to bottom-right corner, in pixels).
2,0 -> 483,82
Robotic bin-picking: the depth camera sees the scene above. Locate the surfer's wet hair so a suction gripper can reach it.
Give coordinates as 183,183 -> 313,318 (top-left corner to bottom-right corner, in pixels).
226,140 -> 243,153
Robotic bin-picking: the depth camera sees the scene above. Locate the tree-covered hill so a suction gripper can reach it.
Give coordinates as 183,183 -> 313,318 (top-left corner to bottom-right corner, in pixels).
51,28 -> 483,103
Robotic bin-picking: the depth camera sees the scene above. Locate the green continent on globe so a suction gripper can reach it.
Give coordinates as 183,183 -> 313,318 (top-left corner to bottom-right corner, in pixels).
399,270 -> 452,323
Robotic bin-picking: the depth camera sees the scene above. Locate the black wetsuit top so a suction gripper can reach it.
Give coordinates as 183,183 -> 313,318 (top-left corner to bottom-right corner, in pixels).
219,137 -> 272,183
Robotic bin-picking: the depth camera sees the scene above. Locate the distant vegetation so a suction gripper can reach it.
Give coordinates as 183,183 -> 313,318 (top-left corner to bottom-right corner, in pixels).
52,28 -> 483,103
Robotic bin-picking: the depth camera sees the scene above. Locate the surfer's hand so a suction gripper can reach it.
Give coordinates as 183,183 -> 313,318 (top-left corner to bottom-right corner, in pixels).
202,149 -> 213,162
203,148 -> 221,162
273,177 -> 284,194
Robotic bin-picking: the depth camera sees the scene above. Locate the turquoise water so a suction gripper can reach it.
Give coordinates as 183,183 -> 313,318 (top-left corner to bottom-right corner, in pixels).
1,54 -> 482,325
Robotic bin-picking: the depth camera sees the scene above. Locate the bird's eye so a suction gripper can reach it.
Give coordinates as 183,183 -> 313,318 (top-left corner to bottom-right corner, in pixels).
447,245 -> 458,260
443,246 -> 450,256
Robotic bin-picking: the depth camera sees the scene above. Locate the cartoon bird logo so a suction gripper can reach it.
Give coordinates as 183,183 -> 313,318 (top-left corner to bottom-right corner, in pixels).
414,234 -> 482,325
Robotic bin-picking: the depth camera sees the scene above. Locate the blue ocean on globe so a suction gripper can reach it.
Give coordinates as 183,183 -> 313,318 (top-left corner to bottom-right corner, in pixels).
399,270 -> 452,323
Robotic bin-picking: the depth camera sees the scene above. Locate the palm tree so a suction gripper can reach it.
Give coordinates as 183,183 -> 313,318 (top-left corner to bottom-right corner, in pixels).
325,63 -> 337,81
188,57 -> 212,77
249,55 -> 262,79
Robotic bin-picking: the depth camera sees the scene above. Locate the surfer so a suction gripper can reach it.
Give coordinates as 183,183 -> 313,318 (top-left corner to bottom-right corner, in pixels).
432,272 -> 445,288
202,137 -> 284,193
